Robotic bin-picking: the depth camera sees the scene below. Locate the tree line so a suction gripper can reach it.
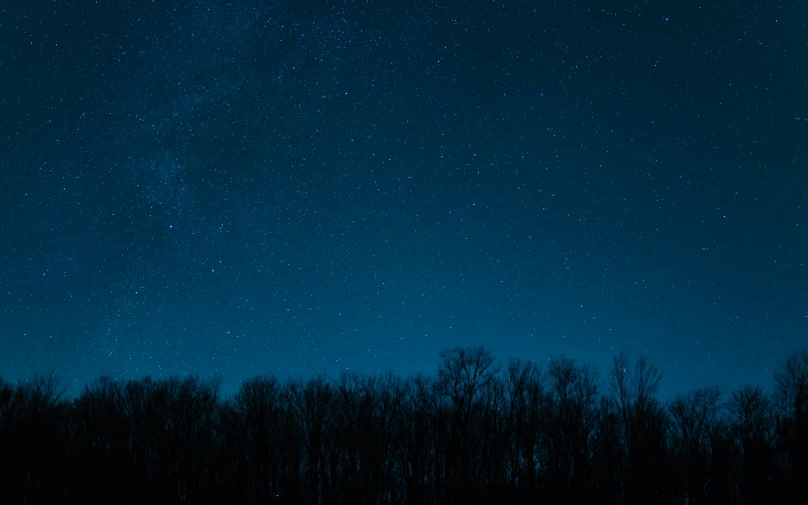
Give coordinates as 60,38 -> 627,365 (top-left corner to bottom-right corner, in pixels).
1,347 -> 807,505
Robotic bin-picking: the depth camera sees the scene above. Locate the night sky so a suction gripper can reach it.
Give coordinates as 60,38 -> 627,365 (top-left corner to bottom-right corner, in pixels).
1,0 -> 806,397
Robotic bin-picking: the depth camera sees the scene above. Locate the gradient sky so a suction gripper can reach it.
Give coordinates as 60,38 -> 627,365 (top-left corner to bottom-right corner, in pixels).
1,0 -> 806,398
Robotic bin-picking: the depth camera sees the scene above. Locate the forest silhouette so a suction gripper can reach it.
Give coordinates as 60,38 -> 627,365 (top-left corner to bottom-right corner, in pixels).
1,347 -> 807,505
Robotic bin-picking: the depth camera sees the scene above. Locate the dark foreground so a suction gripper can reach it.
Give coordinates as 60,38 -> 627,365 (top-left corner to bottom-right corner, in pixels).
1,347 -> 807,505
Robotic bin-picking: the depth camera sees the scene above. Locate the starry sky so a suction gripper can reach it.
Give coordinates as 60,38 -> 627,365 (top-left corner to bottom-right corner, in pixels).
1,0 -> 806,397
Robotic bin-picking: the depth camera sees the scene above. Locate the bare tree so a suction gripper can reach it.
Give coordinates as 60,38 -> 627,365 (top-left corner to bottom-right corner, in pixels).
610,352 -> 663,449
290,375 -> 332,505
668,387 -> 722,505
234,375 -> 282,504
773,348 -> 808,505
545,356 -> 600,500
505,359 -> 544,500
727,385 -> 773,444
434,346 -> 499,504
609,350 -> 666,505
435,346 -> 500,416
774,349 -> 808,417
726,385 -> 775,505
30,370 -> 67,410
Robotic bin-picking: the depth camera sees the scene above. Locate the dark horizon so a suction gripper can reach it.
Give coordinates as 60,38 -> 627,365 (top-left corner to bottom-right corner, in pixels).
1,344 -> 797,402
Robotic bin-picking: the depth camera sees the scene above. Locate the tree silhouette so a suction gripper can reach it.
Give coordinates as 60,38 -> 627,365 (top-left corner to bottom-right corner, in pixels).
774,348 -> 808,505
726,385 -> 775,504
0,348 -> 806,504
668,387 -> 722,505
434,345 -> 499,505
609,351 -> 666,505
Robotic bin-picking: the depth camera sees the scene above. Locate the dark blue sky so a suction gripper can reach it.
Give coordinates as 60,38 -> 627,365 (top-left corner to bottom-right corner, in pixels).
1,0 -> 806,397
